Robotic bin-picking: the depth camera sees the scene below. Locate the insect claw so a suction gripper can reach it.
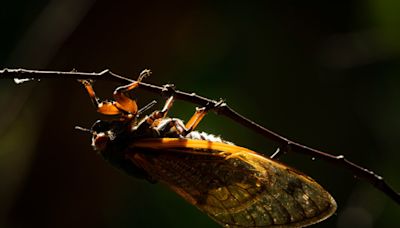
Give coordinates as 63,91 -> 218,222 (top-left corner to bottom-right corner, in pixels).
205,98 -> 226,113
161,84 -> 176,97
78,79 -> 95,85
138,69 -> 152,81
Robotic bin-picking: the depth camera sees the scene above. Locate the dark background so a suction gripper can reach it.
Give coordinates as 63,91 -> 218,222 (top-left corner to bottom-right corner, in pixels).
1,0 -> 400,227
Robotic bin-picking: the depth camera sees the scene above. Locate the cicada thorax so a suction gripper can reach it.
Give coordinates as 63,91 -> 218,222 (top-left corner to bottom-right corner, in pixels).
92,115 -> 230,181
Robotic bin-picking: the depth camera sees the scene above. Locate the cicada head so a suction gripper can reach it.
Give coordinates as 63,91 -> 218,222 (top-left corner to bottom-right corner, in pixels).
88,118 -> 157,182
90,120 -> 114,151
90,119 -> 134,152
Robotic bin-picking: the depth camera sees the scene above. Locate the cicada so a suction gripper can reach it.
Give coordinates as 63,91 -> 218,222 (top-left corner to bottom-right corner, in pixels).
79,70 -> 336,228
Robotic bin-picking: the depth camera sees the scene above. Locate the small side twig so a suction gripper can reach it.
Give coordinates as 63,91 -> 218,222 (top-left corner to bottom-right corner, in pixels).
1,68 -> 399,205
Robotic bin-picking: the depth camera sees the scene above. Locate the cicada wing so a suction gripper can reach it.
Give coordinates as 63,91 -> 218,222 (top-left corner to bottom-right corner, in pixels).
128,139 -> 336,228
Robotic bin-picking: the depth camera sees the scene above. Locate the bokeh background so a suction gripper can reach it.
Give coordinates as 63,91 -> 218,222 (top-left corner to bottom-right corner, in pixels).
1,1 -> 400,227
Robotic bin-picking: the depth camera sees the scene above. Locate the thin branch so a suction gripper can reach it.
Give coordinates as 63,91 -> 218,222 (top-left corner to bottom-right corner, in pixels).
1,68 -> 399,205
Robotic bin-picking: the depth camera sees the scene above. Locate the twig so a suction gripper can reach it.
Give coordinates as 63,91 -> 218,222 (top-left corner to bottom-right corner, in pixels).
1,68 -> 399,205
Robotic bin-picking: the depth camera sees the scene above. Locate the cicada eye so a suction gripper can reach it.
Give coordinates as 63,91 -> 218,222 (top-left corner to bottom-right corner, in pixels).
91,120 -> 111,133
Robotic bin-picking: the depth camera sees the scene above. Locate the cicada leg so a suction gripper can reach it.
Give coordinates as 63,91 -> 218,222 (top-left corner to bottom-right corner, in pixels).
145,96 -> 175,125
80,79 -> 121,115
112,69 -> 151,115
184,99 -> 225,133
80,69 -> 151,116
134,95 -> 178,132
138,92 -> 225,137
152,101 -> 210,135
184,107 -> 207,132
141,95 -> 202,135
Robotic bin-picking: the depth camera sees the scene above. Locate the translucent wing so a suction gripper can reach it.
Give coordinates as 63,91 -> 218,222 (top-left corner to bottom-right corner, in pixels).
128,138 -> 336,228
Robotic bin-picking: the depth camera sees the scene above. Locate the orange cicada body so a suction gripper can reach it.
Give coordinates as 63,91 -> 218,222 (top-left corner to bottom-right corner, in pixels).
79,70 -> 336,228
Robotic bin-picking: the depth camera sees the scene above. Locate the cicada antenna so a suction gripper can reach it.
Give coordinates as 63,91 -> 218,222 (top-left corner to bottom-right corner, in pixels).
74,125 -> 93,134
137,100 -> 157,116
